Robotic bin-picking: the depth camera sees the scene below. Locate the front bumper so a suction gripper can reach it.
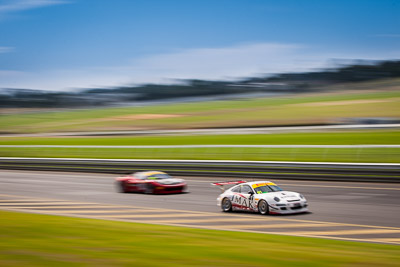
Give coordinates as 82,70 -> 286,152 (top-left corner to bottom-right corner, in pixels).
154,184 -> 187,194
269,201 -> 309,214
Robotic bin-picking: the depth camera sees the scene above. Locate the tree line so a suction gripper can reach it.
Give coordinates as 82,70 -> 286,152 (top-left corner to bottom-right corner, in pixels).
1,60 -> 399,108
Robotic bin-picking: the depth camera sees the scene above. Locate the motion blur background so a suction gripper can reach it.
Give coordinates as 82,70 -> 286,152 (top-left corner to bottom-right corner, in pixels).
0,0 -> 399,162
0,0 -> 400,266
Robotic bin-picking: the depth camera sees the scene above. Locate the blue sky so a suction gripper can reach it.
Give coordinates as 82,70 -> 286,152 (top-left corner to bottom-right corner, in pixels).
0,0 -> 399,91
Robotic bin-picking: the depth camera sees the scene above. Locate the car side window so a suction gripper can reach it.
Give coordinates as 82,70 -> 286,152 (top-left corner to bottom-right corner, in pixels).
231,186 -> 240,193
240,185 -> 253,194
134,174 -> 146,180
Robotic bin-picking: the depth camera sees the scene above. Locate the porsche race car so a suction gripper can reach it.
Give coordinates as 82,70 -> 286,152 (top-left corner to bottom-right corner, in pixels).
214,180 -> 308,215
116,171 -> 187,194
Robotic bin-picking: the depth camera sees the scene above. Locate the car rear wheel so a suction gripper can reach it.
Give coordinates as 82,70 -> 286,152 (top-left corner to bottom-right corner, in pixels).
258,200 -> 269,215
145,184 -> 155,194
221,198 -> 232,212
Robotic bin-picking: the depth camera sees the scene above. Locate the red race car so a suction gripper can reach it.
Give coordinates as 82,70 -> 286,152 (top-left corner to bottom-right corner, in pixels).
115,171 -> 187,194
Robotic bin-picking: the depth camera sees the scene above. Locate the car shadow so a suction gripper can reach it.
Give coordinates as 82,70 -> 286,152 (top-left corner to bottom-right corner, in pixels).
135,191 -> 190,195
229,210 -> 312,216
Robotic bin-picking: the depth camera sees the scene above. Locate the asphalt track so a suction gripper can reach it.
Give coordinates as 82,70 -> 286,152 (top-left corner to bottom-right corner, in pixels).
0,170 -> 399,245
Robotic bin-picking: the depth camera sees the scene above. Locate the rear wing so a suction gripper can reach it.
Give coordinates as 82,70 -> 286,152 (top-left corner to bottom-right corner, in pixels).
211,180 -> 247,192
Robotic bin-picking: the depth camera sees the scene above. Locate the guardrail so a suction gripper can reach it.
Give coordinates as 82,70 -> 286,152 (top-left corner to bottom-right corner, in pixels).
1,157 -> 399,183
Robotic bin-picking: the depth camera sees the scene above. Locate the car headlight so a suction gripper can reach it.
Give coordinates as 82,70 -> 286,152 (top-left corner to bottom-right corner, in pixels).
274,197 -> 280,202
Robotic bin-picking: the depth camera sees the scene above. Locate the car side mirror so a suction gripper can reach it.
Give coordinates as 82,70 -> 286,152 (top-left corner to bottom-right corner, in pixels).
248,191 -> 254,195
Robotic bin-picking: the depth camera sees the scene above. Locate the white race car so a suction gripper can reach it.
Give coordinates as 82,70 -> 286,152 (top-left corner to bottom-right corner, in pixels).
213,180 -> 308,215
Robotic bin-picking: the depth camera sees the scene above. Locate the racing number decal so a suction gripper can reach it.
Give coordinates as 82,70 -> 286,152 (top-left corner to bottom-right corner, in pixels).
248,194 -> 256,210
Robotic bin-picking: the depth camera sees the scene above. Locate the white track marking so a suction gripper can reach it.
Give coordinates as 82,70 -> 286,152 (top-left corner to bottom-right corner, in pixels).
285,229 -> 400,236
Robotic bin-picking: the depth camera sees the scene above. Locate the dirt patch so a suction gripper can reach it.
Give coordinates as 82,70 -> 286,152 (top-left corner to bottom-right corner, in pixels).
295,99 -> 394,107
105,114 -> 184,121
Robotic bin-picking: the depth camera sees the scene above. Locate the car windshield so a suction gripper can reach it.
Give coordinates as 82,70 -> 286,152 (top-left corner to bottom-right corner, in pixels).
252,184 -> 283,194
146,173 -> 171,180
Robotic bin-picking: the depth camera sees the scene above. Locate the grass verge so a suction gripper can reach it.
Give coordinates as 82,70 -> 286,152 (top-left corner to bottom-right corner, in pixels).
0,131 -> 399,163
1,88 -> 399,133
1,130 -> 400,145
0,146 -> 399,163
0,210 -> 399,266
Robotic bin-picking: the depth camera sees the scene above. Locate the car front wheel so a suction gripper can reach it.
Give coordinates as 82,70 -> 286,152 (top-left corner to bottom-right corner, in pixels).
258,200 -> 269,215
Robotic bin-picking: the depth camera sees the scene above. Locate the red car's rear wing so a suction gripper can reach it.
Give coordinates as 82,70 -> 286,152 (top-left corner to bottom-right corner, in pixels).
211,180 -> 247,192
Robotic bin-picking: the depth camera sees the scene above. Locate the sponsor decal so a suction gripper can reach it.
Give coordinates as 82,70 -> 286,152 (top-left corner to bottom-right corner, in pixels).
232,194 -> 256,211
251,182 -> 276,188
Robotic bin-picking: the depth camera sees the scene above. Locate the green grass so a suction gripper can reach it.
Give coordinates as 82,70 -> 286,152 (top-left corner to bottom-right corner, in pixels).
0,147 -> 399,163
0,130 -> 399,145
1,131 -> 399,162
1,87 -> 400,133
0,210 -> 399,266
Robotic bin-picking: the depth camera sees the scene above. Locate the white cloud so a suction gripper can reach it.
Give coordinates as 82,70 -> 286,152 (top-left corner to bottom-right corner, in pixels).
132,43 -> 307,80
0,0 -> 68,14
0,70 -> 23,76
0,42 -> 399,91
124,42 -> 399,82
371,34 -> 400,38
0,46 -> 14,53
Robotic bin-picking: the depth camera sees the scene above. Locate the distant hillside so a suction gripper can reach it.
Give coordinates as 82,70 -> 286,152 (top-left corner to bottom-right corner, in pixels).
1,60 -> 399,108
